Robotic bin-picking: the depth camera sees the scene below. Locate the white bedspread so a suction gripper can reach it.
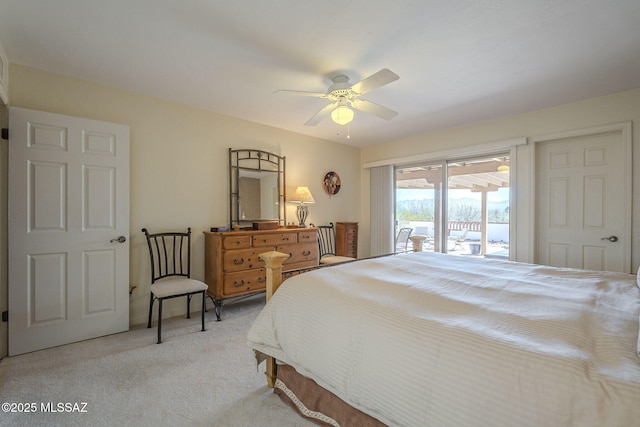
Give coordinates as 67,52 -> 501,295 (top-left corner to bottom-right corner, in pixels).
247,252 -> 640,427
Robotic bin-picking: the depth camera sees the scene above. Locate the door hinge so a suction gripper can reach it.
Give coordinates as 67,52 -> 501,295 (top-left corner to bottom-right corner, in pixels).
1,311 -> 7,322
1,128 -> 7,140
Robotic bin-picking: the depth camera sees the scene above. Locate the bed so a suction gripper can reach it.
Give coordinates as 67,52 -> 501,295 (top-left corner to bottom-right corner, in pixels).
247,251 -> 640,426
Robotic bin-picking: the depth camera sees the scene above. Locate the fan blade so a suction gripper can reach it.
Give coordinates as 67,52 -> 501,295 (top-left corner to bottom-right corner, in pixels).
275,89 -> 328,98
350,69 -> 399,95
304,102 -> 336,126
350,99 -> 398,121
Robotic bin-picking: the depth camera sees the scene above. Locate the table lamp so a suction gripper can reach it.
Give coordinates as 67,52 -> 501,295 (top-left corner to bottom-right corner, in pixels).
289,186 -> 315,228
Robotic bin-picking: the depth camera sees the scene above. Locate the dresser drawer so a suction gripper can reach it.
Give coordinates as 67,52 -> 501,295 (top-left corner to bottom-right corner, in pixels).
285,260 -> 318,271
345,228 -> 357,240
278,242 -> 318,265
223,268 -> 266,296
298,231 -> 317,243
253,232 -> 297,247
223,235 -> 251,249
223,247 -> 272,272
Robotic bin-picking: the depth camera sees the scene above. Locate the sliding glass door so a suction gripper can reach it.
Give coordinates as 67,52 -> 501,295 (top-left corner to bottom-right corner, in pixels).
395,154 -> 510,258
395,162 -> 443,252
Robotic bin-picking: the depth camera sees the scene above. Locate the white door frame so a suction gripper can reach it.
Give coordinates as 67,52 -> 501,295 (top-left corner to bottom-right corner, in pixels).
529,122 -> 632,273
0,103 -> 7,359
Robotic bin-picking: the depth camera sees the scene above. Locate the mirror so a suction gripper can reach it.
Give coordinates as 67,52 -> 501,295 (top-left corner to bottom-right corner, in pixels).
229,148 -> 286,228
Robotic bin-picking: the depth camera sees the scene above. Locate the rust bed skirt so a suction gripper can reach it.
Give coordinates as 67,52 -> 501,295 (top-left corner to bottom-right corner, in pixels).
274,364 -> 386,427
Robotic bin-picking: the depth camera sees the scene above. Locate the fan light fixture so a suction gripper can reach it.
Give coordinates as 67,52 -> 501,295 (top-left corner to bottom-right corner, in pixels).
331,105 -> 354,125
276,69 -> 399,126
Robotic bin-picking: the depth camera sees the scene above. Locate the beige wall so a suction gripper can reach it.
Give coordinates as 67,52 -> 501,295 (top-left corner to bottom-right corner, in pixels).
7,64 -> 361,326
360,87 -> 640,271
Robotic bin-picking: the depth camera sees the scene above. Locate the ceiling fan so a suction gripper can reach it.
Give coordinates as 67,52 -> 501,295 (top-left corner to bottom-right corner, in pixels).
276,69 -> 399,126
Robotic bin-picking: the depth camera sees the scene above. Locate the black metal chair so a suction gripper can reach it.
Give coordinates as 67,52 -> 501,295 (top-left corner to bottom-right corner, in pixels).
315,223 -> 356,265
142,228 -> 208,344
395,227 -> 413,252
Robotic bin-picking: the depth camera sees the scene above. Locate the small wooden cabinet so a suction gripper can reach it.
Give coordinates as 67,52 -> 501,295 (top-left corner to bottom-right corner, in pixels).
204,228 -> 318,319
335,222 -> 358,258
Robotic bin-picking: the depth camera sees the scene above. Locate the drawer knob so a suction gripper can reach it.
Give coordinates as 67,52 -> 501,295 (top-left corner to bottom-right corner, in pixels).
233,280 -> 245,287
302,250 -> 311,256
233,257 -> 245,265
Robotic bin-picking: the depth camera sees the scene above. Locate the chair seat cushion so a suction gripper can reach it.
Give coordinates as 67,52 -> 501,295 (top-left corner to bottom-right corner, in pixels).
320,255 -> 356,265
151,277 -> 208,299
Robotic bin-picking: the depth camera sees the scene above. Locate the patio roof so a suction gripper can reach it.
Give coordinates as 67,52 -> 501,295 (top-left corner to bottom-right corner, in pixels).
396,157 -> 510,192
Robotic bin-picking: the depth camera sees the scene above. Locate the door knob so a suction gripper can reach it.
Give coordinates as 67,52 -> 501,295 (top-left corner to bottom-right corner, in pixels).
110,236 -> 127,243
600,235 -> 618,242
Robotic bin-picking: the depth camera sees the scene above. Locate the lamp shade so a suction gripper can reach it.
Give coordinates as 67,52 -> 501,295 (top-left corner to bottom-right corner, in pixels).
331,106 -> 354,125
289,186 -> 315,204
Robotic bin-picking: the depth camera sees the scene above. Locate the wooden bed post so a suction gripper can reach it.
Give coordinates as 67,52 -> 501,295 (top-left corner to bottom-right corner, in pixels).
258,250 -> 290,387
259,251 -> 290,302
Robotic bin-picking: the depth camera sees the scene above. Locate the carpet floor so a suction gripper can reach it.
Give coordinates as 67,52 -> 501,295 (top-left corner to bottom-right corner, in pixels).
0,295 -> 314,427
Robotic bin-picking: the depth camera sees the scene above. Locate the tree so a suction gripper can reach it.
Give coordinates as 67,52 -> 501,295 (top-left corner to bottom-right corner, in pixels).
448,200 -> 480,221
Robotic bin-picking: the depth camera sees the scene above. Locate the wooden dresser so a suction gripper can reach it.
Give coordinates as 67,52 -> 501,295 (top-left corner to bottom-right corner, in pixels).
204,227 -> 318,319
335,222 -> 358,258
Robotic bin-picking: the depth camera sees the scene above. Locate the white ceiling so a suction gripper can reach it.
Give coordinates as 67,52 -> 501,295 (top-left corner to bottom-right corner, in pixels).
1,0 -> 639,147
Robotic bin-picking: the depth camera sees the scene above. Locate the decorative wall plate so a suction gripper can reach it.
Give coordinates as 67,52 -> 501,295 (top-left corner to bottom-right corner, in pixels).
323,171 -> 341,195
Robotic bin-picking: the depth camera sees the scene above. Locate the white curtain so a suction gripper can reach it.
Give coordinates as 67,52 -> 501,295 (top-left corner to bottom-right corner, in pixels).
370,165 -> 394,256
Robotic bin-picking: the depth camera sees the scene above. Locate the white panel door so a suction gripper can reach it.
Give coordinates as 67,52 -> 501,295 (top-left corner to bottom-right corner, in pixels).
536,126 -> 630,272
8,107 -> 130,355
